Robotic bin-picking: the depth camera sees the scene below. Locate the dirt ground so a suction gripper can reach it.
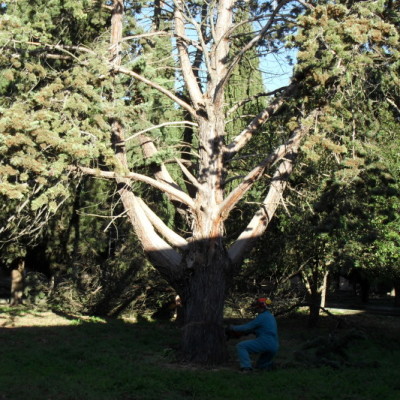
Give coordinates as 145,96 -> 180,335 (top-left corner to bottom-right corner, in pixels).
0,306 -> 93,328
1,304 -> 399,330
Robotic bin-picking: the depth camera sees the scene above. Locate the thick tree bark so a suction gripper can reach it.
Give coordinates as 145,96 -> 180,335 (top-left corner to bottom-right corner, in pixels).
178,240 -> 230,364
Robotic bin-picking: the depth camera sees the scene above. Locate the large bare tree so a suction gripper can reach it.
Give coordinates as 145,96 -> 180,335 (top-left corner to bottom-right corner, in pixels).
86,0 -> 316,364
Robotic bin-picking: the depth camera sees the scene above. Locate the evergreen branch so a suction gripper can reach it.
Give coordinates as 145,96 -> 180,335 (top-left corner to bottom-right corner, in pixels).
225,83 -> 297,159
0,182 -> 70,245
114,65 -> 198,118
121,31 -> 171,42
43,54 -> 73,60
226,87 -> 288,116
73,166 -> 195,210
124,121 -> 198,143
9,50 -> 76,62
13,40 -> 95,55
387,98 -> 400,115
8,41 -> 94,65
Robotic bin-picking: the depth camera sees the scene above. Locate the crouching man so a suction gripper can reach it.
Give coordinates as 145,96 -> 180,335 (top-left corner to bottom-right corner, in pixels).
229,298 -> 279,372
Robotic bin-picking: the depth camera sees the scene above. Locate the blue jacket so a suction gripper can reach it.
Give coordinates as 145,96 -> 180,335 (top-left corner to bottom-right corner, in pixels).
232,310 -> 278,344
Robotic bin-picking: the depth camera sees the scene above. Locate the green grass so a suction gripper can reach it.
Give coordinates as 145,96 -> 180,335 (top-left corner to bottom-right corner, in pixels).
0,307 -> 399,400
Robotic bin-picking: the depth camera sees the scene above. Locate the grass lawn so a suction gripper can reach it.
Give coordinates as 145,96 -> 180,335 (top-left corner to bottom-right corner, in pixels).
0,306 -> 399,400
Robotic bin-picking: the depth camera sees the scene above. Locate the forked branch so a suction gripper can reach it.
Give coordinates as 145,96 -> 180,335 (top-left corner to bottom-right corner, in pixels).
225,83 -> 297,159
228,110 -> 319,265
138,198 -> 189,248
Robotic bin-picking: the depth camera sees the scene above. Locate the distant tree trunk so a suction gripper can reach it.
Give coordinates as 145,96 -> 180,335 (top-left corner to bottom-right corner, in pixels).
10,258 -> 25,306
303,268 -> 329,327
394,282 -> 400,307
349,269 -> 370,304
359,278 -> 370,304
320,270 -> 329,308
307,290 -> 322,328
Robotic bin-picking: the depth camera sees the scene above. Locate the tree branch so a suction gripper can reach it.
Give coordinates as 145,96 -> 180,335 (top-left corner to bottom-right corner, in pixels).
218,0 -> 290,96
173,0 -> 205,110
228,111 -> 318,266
74,165 -> 195,210
138,197 -> 189,248
121,30 -> 171,42
225,83 -> 297,159
180,2 -> 212,76
175,157 -> 202,190
125,193 -> 183,279
124,121 -> 197,143
296,0 -> 315,11
226,87 -> 288,116
136,134 -> 183,191
219,126 -> 304,221
106,1 -> 183,277
114,65 -> 197,118
387,98 -> 400,115
14,41 -> 96,54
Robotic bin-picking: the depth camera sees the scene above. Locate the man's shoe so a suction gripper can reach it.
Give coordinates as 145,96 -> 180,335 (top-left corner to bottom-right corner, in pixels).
240,367 -> 253,373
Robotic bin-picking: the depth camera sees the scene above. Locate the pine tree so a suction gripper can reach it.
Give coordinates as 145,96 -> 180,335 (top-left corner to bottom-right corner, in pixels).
255,0 -> 400,324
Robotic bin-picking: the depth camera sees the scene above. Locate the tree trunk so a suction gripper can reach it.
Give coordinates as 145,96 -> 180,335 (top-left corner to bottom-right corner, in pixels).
10,258 -> 25,306
304,269 -> 329,328
307,290 -> 321,328
394,282 -> 400,308
178,240 -> 230,365
320,270 -> 329,308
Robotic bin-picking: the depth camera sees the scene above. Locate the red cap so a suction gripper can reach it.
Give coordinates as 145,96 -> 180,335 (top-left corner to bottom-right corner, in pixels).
256,297 -> 272,306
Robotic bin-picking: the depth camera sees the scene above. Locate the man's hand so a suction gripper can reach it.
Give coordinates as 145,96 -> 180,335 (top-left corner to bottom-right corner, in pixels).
225,326 -> 246,340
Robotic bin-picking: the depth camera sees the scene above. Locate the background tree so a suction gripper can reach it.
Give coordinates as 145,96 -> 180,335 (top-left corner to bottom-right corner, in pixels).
252,0 -> 400,324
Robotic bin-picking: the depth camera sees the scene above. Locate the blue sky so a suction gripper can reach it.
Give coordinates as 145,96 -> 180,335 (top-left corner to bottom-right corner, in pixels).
261,49 -> 297,91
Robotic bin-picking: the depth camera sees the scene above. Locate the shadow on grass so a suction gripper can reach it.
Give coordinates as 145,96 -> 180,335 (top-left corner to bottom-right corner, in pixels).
0,310 -> 399,400
0,314 -> 184,400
